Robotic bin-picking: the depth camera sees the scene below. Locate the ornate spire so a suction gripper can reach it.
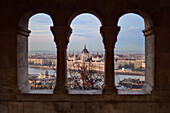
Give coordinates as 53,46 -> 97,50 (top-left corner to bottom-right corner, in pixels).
74,51 -> 76,60
82,44 -> 89,54
45,70 -> 48,78
84,44 -> 86,49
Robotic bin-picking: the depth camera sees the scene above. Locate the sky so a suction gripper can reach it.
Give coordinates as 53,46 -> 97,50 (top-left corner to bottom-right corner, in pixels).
28,14 -> 55,52
28,13 -> 145,53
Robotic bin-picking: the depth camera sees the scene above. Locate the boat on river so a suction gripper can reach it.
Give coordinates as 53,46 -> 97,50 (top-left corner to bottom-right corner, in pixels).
117,78 -> 144,90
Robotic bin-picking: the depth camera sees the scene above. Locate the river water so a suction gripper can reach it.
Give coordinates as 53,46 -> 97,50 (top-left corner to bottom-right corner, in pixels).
28,68 -> 145,86
29,68 -> 56,76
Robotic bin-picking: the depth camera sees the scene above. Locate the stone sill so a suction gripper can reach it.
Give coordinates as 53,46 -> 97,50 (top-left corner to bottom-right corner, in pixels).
69,90 -> 102,94
26,89 -> 102,94
118,89 -> 150,95
27,89 -> 54,94
26,89 -> 149,95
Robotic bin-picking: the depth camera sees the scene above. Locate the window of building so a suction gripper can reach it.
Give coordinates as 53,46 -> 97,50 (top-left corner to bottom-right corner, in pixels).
115,12 -> 154,94
67,13 -> 104,94
18,13 -> 56,94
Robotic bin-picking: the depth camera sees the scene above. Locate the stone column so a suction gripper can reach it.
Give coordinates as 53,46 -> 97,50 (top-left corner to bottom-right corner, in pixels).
17,27 -> 31,93
100,26 -> 120,94
0,27 -> 21,99
51,26 -> 72,94
142,27 -> 154,94
143,26 -> 170,99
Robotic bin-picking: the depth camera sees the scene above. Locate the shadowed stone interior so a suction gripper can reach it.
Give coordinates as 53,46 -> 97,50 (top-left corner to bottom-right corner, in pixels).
0,0 -> 169,113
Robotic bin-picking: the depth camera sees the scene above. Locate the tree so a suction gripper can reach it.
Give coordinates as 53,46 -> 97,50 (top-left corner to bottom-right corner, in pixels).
67,61 -> 104,90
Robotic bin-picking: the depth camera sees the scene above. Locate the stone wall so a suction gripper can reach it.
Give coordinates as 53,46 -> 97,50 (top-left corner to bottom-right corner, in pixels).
0,0 -> 169,113
0,102 -> 169,113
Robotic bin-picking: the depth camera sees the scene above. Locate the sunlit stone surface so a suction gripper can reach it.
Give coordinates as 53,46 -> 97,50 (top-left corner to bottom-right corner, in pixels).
69,90 -> 102,94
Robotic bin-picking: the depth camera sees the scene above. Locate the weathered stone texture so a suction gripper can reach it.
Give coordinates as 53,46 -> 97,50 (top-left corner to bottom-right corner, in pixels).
0,102 -> 8,113
8,102 -> 23,113
0,0 -> 169,113
1,102 -> 168,113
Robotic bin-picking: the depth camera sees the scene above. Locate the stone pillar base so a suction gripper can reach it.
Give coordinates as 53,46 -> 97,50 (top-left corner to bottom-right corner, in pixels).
54,86 -> 68,94
0,85 -> 20,100
151,87 -> 170,100
103,86 -> 117,95
142,82 -> 153,94
18,81 -> 31,93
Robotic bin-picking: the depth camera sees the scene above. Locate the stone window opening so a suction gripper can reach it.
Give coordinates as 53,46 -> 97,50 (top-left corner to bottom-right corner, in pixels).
115,11 -> 154,95
17,10 -> 154,95
17,12 -> 56,94
67,13 -> 104,94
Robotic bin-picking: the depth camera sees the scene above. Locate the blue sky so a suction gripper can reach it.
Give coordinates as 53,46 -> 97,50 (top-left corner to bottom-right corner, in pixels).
116,14 -> 145,52
28,13 -> 145,53
28,14 -> 55,51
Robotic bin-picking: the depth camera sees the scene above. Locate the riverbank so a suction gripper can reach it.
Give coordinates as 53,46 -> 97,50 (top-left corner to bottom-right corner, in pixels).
29,65 -> 145,76
29,65 -> 56,70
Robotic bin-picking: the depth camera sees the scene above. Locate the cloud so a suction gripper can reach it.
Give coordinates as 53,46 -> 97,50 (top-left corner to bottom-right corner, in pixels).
71,24 -> 100,32
29,34 -> 53,39
71,13 -> 101,25
70,35 -> 98,41
29,14 -> 53,25
70,30 -> 101,40
70,35 -> 87,40
29,25 -> 51,28
28,13 -> 145,52
121,26 -> 143,31
30,29 -> 50,33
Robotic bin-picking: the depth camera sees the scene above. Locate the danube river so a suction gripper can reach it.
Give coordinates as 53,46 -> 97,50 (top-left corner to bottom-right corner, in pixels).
28,68 -> 145,86
29,68 -> 56,76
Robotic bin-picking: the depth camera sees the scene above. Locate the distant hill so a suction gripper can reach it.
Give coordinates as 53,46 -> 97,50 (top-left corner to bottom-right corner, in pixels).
29,51 -> 56,54
29,50 -> 144,54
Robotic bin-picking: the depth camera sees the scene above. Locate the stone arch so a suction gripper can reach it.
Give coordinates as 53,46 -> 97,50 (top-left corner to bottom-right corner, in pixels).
17,10 -> 55,93
116,9 -> 154,94
67,9 -> 103,26
117,9 -> 153,29
67,13 -> 104,94
68,12 -> 103,54
18,9 -> 54,30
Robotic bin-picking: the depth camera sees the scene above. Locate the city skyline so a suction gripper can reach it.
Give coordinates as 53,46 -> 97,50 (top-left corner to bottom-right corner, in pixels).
28,13 -> 145,53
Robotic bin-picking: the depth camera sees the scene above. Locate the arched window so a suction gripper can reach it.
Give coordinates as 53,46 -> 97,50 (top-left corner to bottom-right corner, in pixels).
115,13 -> 154,94
67,13 -> 104,94
18,13 -> 56,94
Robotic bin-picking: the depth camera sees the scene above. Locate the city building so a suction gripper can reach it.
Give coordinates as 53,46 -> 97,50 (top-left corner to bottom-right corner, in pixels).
81,45 -> 89,61
67,45 -> 105,72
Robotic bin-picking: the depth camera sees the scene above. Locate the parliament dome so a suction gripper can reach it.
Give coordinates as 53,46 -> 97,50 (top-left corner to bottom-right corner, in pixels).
82,45 -> 89,54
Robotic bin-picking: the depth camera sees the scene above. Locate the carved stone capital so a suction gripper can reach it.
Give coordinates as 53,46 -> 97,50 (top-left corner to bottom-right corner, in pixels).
142,26 -> 154,36
100,26 -> 120,48
18,27 -> 31,37
51,26 -> 72,48
142,82 -> 153,94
